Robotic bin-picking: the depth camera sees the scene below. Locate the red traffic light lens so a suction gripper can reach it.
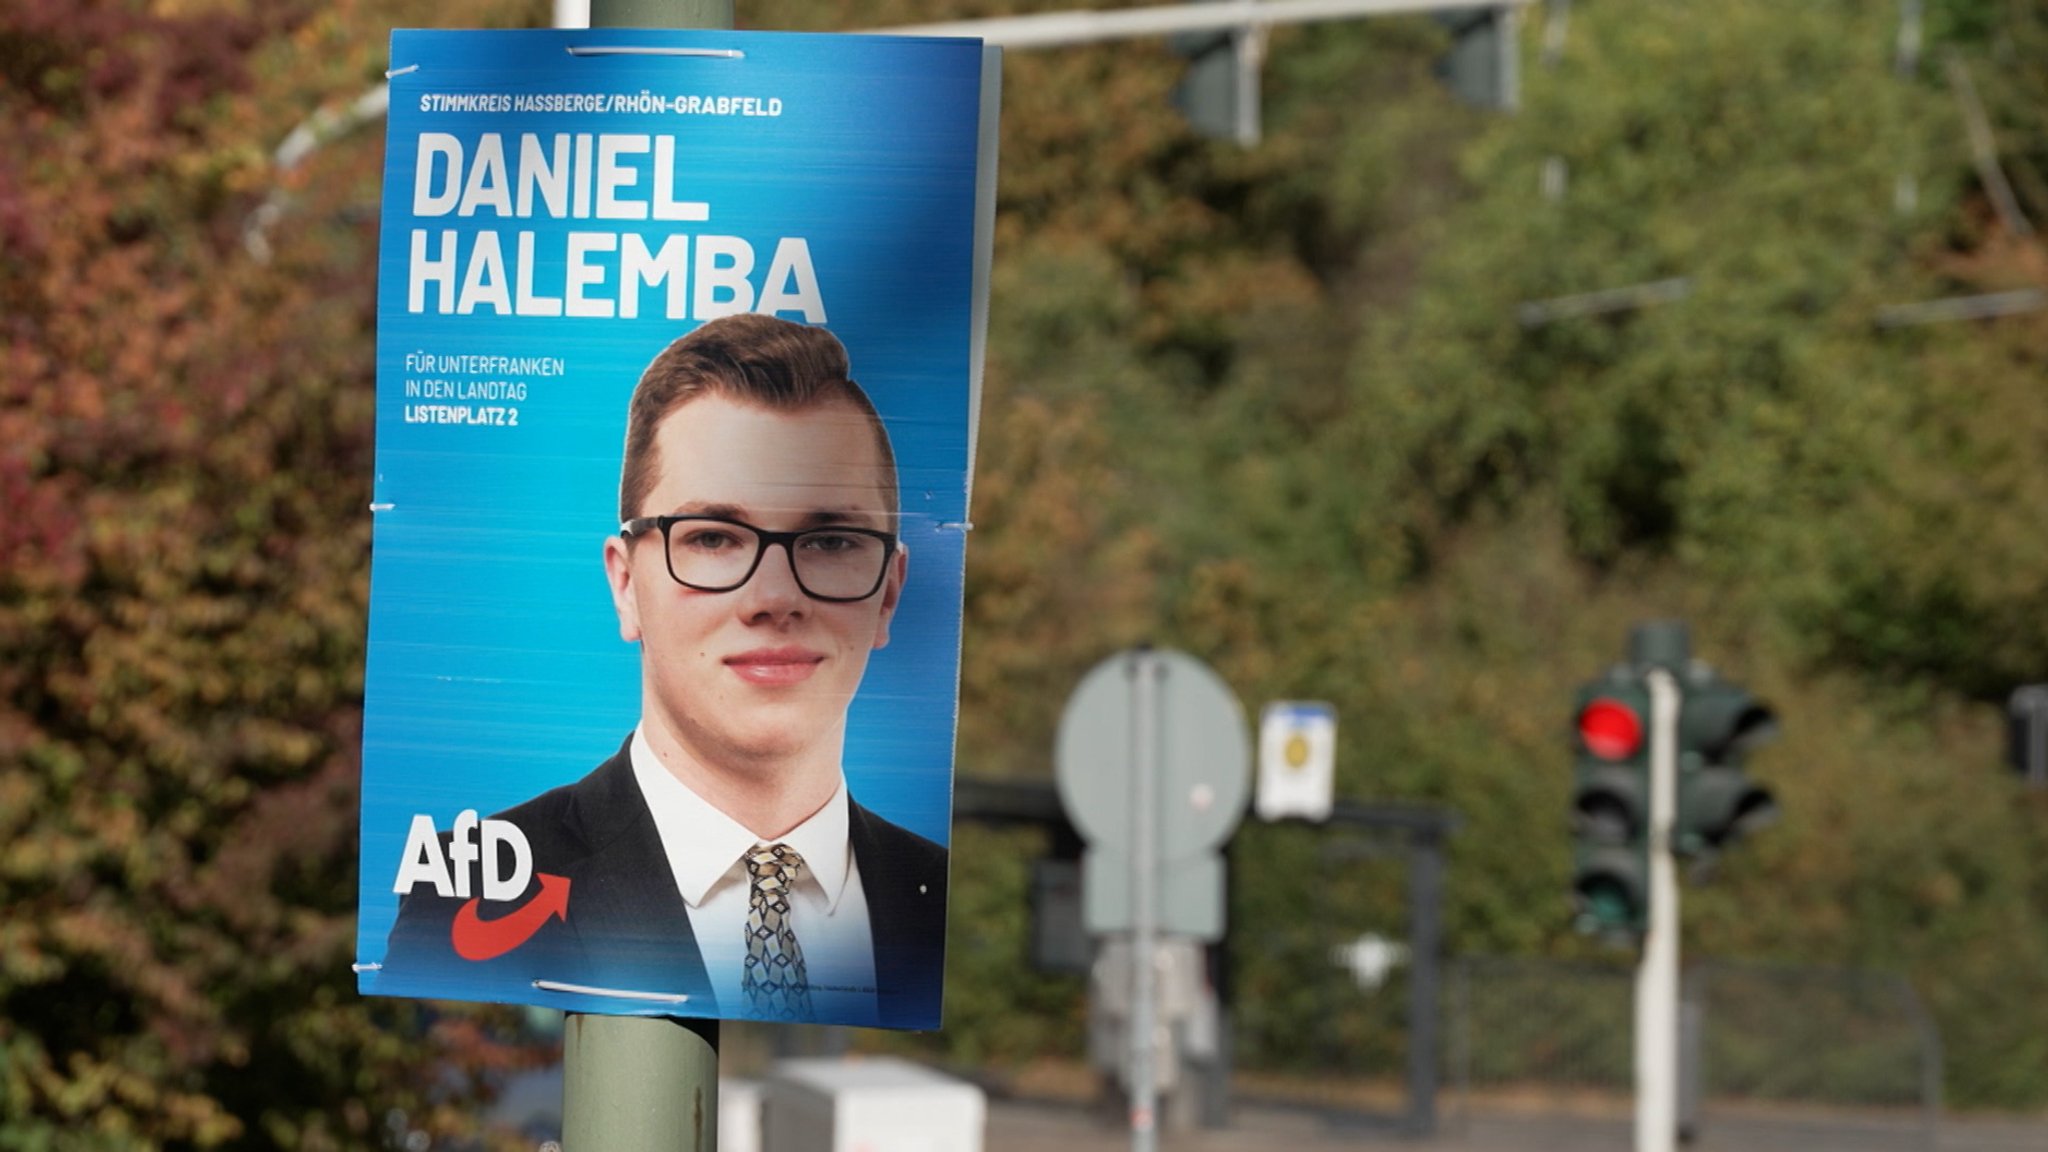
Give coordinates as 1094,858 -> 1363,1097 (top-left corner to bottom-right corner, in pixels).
1579,698 -> 1644,761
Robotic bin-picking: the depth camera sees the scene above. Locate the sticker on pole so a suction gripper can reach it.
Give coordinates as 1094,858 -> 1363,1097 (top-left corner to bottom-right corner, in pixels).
1255,701 -> 1336,821
354,28 -> 999,1032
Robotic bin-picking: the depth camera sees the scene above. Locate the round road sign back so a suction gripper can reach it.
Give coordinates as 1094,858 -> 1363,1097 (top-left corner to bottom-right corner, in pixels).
1054,648 -> 1251,861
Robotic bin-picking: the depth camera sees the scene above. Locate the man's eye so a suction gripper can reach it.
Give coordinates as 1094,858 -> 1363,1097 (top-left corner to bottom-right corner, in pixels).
677,528 -> 743,551
799,532 -> 864,554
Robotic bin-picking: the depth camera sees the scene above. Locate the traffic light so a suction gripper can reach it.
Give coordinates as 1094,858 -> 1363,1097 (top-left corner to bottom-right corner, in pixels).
1170,26 -> 1260,145
1434,6 -> 1519,111
1571,673 -> 1652,938
2011,684 -> 2048,787
1673,668 -> 1779,859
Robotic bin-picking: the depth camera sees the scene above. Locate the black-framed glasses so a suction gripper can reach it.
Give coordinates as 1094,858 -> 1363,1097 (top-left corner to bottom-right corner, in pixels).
619,514 -> 899,603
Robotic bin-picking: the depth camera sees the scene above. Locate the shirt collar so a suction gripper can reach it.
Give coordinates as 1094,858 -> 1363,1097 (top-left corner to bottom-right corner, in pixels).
628,727 -> 854,912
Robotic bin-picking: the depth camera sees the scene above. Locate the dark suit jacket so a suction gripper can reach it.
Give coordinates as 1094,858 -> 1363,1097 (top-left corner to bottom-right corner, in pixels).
382,739 -> 949,1029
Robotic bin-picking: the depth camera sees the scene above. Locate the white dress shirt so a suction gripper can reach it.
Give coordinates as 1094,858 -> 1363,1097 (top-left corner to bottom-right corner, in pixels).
628,727 -> 878,1023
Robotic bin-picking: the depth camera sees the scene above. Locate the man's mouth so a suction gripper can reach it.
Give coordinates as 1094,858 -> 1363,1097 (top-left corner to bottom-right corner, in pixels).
724,647 -> 825,687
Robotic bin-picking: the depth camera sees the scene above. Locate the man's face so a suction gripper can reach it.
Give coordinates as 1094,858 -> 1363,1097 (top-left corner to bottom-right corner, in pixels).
604,393 -> 905,774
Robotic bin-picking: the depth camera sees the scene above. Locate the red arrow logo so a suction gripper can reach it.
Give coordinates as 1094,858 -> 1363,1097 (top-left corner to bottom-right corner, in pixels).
451,873 -> 571,962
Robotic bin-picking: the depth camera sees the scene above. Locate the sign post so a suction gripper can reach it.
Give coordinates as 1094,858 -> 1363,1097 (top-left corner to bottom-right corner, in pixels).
1056,649 -> 1250,1145
1129,653 -> 1162,1152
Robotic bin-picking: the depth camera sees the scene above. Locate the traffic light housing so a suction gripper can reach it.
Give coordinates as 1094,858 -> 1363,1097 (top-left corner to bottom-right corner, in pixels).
1571,623 -> 1783,942
1673,669 -> 1779,859
1434,6 -> 1519,111
1170,26 -> 1260,145
2012,684 -> 2048,786
1571,674 -> 1651,938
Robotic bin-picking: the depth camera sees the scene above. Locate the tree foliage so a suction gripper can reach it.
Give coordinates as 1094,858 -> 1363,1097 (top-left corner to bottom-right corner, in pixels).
928,0 -> 2048,1110
1,1 -> 550,1147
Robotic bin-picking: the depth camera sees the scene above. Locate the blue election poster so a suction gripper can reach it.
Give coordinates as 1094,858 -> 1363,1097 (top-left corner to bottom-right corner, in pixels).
356,28 -> 996,1032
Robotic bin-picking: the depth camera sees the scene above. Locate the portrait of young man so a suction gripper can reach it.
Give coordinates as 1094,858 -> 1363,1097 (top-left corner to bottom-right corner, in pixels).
382,313 -> 949,1029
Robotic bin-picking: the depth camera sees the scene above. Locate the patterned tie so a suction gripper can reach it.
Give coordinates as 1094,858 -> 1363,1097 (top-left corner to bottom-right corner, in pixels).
741,843 -> 814,1021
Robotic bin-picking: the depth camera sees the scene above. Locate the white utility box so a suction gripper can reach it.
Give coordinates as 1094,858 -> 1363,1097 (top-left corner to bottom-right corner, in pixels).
719,1078 -> 764,1152
762,1057 -> 986,1152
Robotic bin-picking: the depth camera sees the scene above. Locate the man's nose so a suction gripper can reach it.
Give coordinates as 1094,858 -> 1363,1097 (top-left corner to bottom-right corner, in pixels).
736,541 -> 808,618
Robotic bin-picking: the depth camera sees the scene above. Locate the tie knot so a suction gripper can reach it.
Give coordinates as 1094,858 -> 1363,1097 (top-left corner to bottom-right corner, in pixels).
747,843 -> 805,889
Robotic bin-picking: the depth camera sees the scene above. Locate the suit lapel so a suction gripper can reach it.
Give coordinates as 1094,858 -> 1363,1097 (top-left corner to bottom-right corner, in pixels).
555,747 -> 718,1009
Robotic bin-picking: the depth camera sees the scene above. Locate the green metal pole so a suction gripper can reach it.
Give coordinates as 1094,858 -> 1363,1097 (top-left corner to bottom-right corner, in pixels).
562,5 -> 730,1148
562,1014 -> 720,1150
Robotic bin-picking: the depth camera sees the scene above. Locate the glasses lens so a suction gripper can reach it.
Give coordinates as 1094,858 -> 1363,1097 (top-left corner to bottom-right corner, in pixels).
790,529 -> 888,600
666,520 -> 763,591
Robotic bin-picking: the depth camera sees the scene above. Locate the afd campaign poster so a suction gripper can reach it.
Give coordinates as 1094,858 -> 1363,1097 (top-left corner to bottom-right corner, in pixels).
356,28 -> 997,1031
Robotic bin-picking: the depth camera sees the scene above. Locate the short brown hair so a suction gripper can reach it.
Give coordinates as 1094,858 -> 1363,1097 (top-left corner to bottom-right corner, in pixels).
618,314 -> 898,522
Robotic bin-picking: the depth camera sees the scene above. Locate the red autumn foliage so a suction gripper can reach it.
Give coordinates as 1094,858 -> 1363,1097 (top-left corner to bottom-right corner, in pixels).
1,1 -> 548,1146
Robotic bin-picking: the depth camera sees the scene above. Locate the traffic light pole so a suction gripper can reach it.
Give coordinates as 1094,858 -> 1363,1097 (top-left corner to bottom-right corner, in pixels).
1636,668 -> 1681,1152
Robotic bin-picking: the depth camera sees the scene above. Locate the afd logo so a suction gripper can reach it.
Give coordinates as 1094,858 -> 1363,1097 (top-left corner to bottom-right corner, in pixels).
393,811 -> 570,962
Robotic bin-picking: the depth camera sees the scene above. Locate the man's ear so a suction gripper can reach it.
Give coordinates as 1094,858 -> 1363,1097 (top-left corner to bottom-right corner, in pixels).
603,533 -> 643,643
870,544 -> 908,651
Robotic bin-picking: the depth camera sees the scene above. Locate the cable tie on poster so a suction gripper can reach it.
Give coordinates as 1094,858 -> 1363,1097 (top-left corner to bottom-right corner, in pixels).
566,46 -> 744,60
385,65 -> 420,80
939,521 -> 974,533
532,979 -> 694,1005
352,963 -> 383,973
369,503 -> 395,513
